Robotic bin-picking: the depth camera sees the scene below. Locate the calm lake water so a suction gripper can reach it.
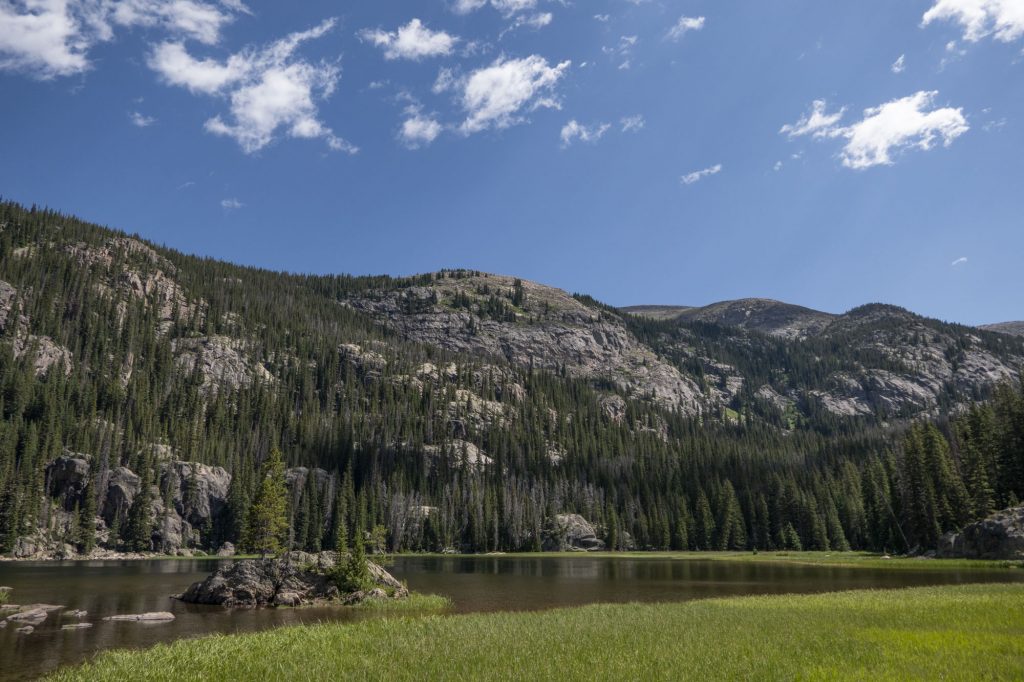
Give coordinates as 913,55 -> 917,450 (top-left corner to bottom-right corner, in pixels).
1,555 -> 1022,680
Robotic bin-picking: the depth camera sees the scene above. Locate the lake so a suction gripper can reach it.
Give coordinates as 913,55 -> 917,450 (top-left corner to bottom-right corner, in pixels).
2,555 -> 1021,680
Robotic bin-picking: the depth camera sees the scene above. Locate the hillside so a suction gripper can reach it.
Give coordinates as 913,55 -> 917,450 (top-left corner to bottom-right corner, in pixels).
981,322 -> 1024,337
0,201 -> 1022,561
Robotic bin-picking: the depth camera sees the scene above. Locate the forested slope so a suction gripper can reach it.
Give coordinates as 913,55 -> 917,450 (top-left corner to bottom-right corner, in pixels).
0,201 -> 1020,558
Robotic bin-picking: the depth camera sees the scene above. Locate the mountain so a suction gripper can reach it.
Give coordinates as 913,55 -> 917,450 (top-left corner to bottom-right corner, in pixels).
981,322 -> 1024,337
0,200 -> 1022,560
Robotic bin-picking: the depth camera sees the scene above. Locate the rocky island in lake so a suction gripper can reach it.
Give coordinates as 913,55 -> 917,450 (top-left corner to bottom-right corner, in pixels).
178,551 -> 409,607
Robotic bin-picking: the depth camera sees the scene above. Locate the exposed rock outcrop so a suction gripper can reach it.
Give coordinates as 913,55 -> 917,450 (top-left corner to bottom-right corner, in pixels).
346,274 -> 704,414
178,551 -> 408,607
937,506 -> 1024,560
542,514 -> 606,552
172,335 -> 274,394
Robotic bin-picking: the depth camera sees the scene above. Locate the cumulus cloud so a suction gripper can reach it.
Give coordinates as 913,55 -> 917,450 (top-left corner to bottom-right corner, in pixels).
922,0 -> 1024,43
559,119 -> 610,147
667,15 -> 705,41
620,114 -> 645,132
0,0 -> 242,79
149,18 -> 356,154
360,18 -> 458,61
450,55 -> 571,134
891,54 -> 906,73
781,91 -> 969,170
398,104 -> 443,149
129,110 -> 155,126
951,256 -> 968,266
220,197 -> 243,209
680,163 -> 722,185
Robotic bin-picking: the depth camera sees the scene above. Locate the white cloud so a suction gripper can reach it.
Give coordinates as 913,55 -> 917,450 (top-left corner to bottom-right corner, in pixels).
773,160 -> 783,171
620,114 -> 645,132
453,0 -> 538,17
780,100 -> 846,139
594,14 -> 610,22
111,0 -> 234,45
399,105 -> 442,149
0,0 -> 242,79
923,0 -> 1024,43
891,54 -> 906,73
501,11 -> 552,37
781,92 -> 969,169
129,110 -> 155,126
951,256 -> 968,266
150,19 -> 356,154
681,164 -> 722,185
360,18 -> 458,61
560,119 -> 610,147
220,197 -> 243,209
603,34 -> 637,70
667,15 -> 705,41
454,55 -> 571,134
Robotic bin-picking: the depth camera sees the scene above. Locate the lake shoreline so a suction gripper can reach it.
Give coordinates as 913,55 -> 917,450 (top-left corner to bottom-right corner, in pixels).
3,549 -> 1022,571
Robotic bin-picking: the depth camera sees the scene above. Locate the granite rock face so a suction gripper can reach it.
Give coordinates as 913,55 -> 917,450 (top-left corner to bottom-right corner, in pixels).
542,514 -> 606,552
346,274 -> 705,414
938,507 -> 1024,560
178,551 -> 408,607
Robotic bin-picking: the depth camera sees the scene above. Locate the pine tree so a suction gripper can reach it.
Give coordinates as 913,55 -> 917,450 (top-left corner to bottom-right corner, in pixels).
77,477 -> 97,554
243,447 -> 289,558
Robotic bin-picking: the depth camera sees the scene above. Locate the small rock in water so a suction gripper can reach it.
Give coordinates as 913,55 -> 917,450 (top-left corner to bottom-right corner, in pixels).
0,620 -> 6,629
6,608 -> 49,625
63,609 -> 88,619
62,623 -> 93,630
15,625 -> 34,634
103,612 -> 176,622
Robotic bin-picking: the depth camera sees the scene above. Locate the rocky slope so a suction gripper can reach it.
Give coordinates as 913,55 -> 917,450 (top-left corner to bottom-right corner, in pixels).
981,322 -> 1024,337
624,300 -> 1024,420
344,272 -> 705,414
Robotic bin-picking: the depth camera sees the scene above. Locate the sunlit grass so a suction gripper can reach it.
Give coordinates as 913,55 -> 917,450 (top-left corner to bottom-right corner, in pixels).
351,592 -> 452,612
50,584 -> 1024,681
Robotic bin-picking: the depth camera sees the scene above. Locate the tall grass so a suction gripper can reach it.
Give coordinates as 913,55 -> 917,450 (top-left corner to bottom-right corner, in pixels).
50,584 -> 1024,681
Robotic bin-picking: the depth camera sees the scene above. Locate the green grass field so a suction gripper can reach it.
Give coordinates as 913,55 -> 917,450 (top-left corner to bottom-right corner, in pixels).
50,583 -> 1024,681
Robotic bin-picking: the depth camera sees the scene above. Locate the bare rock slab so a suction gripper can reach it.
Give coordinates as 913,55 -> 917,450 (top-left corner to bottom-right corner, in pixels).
103,612 -> 175,622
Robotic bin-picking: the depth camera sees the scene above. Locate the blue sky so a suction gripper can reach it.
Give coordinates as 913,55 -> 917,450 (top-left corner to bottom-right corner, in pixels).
1,0 -> 1022,325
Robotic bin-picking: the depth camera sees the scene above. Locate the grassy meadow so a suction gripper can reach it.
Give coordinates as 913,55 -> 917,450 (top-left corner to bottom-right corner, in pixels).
50,583 -> 1024,681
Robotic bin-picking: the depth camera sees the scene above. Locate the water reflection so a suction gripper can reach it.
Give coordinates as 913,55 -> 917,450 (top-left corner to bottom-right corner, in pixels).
1,556 -> 1021,680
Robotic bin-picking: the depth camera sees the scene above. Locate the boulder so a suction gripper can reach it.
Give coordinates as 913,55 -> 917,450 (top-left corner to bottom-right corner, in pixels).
178,551 -> 408,607
103,612 -> 175,622
15,625 -> 34,635
938,506 -> 1024,560
542,513 -> 606,552
216,542 -> 236,557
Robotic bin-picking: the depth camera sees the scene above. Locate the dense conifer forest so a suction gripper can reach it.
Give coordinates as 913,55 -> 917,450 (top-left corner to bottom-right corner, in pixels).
0,200 -> 1021,557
